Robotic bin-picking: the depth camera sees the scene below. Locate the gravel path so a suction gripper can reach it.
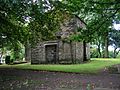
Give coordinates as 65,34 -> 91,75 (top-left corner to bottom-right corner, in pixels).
0,68 -> 120,90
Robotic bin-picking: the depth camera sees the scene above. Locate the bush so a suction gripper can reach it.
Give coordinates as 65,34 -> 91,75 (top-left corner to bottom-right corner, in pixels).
5,56 -> 11,64
90,48 -> 99,58
10,59 -> 13,63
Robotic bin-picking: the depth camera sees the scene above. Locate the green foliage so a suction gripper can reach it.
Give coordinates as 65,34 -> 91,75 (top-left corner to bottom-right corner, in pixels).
0,0 -> 28,44
61,0 -> 120,42
109,30 -> 120,48
90,47 -> 99,58
10,42 -> 25,61
109,51 -> 114,58
109,30 -> 120,58
58,0 -> 118,60
0,0 -> 66,45
116,52 -> 120,58
0,0 -> 64,60
28,1 -> 67,43
5,56 -> 11,64
1,0 -> 120,43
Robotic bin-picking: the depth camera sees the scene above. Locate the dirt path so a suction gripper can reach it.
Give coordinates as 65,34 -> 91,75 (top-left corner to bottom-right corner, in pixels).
0,68 -> 120,90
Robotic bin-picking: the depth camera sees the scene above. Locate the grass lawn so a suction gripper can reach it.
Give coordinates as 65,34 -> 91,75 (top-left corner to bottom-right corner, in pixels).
0,58 -> 120,74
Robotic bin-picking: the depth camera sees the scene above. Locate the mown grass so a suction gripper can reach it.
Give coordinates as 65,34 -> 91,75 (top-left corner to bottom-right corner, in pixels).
0,58 -> 120,74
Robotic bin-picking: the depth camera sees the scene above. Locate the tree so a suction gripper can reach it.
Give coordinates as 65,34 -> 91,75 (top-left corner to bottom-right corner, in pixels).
0,0 -> 66,62
60,0 -> 120,59
109,29 -> 120,58
0,0 -> 33,62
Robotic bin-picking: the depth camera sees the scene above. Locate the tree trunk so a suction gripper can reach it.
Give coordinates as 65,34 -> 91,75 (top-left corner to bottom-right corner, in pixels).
25,41 -> 31,62
83,41 -> 87,62
97,42 -> 102,58
113,48 -> 120,58
113,48 -> 117,58
104,31 -> 109,58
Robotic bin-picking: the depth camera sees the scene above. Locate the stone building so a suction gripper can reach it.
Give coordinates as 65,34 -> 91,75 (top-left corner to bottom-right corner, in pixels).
31,15 -> 90,64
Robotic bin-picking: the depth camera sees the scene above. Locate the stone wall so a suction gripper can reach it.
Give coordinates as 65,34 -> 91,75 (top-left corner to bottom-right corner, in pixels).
31,16 -> 90,64
31,40 -> 90,64
31,43 -> 44,64
31,41 -> 58,64
25,42 -> 31,62
58,41 -> 76,63
60,16 -> 77,39
86,43 -> 90,60
75,42 -> 84,63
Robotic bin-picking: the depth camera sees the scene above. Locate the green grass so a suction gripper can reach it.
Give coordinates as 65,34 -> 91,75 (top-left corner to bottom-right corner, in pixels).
0,58 -> 120,74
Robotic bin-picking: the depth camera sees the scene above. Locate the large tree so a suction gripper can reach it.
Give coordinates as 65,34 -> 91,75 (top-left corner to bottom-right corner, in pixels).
0,0 -> 66,61
60,0 -> 120,59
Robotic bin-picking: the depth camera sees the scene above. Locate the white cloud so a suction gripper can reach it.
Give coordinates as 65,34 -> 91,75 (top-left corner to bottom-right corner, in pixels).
113,24 -> 120,30
108,46 -> 114,51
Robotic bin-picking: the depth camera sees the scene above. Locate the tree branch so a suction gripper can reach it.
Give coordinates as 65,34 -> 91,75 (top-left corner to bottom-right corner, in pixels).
75,15 -> 87,26
95,9 -> 119,31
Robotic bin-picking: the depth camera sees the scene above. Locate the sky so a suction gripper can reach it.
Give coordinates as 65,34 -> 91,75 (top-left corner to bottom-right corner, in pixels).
114,24 -> 120,30
108,46 -> 114,51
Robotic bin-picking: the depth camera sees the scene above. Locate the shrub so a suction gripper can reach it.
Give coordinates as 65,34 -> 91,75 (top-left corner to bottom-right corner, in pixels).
5,56 -> 11,64
10,59 -> 13,64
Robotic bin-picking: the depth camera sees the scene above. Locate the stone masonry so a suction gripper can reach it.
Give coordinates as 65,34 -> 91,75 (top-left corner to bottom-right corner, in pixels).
31,15 -> 90,64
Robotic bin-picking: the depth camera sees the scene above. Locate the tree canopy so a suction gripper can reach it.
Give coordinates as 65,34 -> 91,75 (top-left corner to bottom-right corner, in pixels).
1,0 -> 120,43
1,0 -> 120,60
61,0 -> 120,41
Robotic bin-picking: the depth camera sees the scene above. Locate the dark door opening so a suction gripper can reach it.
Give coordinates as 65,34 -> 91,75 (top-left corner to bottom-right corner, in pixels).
45,44 -> 57,64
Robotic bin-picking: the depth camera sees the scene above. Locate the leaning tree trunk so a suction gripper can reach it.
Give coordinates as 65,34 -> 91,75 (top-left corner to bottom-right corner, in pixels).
25,41 -> 31,62
113,48 -> 117,58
